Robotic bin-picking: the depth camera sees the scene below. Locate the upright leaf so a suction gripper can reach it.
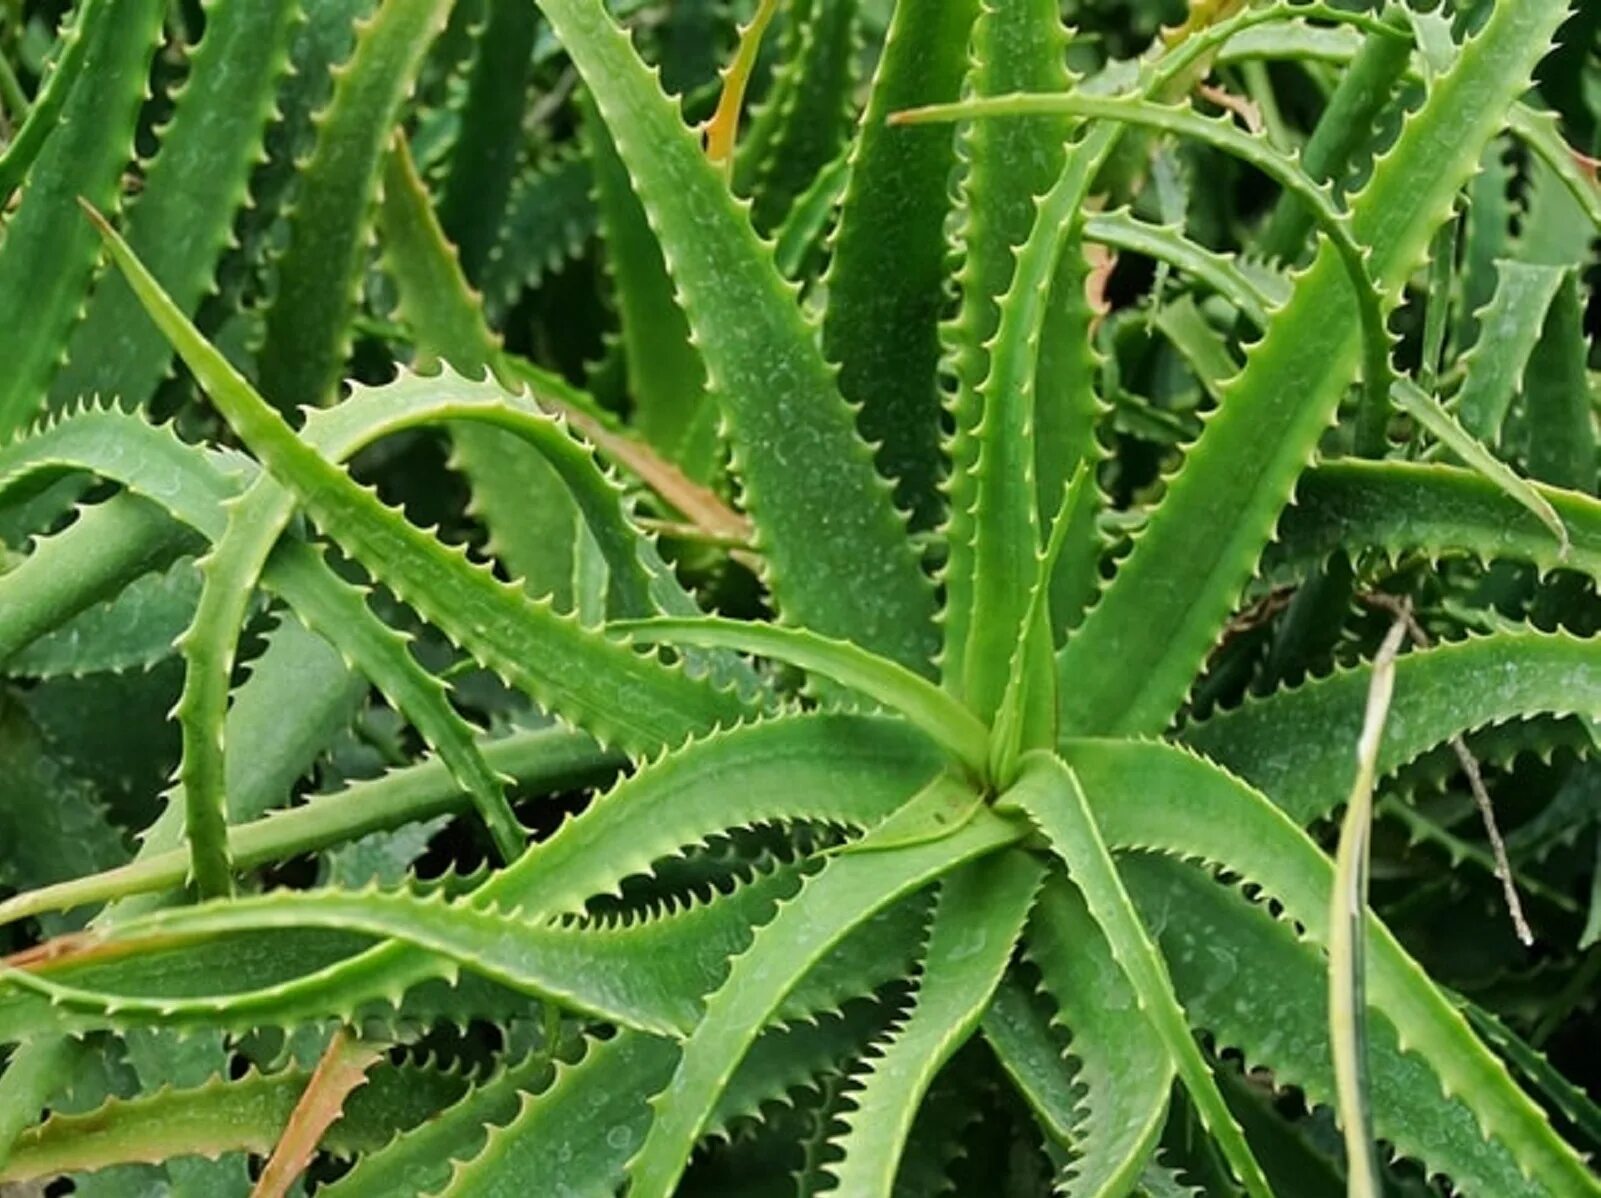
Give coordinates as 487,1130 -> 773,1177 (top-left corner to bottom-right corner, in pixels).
819,0 -> 977,528
256,0 -> 452,413
49,0 -> 299,413
525,0 -> 938,671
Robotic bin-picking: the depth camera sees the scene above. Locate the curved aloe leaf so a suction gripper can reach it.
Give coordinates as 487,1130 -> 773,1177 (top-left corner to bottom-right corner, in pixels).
0,495 -> 196,666
0,728 -> 617,930
9,861 -> 804,1038
2,715 -> 940,1038
1281,459 -> 1601,583
0,1061 -> 469,1183
1183,627 -> 1601,825
5,558 -> 201,679
611,616 -> 990,776
91,209 -> 751,755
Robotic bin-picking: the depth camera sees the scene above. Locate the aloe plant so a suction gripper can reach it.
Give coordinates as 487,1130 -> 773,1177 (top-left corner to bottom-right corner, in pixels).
0,0 -> 1598,1193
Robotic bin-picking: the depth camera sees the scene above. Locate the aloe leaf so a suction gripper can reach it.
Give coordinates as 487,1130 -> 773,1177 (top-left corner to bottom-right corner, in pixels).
1508,105 -> 1601,240
1451,260 -> 1568,444
943,66 -> 1390,717
745,0 -> 859,233
1083,210 -> 1282,328
256,0 -> 451,412
0,1061 -> 468,1183
1071,738 -> 1600,1195
1055,0 -> 1574,736
1026,875 -> 1174,1197
824,853 -> 1043,1197
428,1031 -> 678,1197
0,0 -> 164,438
497,712 -> 939,918
337,192 -> 688,621
0,699 -> 129,931
0,728 -> 615,930
5,558 -> 201,679
528,0 -> 938,673
49,0 -> 299,414
1126,853 -> 1576,1197
981,980 -> 1079,1148
611,616 -> 991,776
582,94 -> 715,476
364,1010 -> 877,1193
624,783 -> 1023,1197
0,495 -> 197,666
1000,752 -> 1272,1198
0,1037 -> 89,1172
1183,626 -> 1601,826
0,0 -> 107,203
1463,1001 -> 1601,1154
2,715 -> 939,1038
945,0 -> 1401,706
0,406 -> 244,536
436,0 -> 539,282
0,614 -> 362,1169
0,396 -> 619,883
266,545 -> 526,860
1391,377 -> 1569,556
938,0 -> 1073,705
1255,9 -> 1412,262
183,358 -> 703,888
240,0 -> 374,260
761,152 -> 840,280
990,464 -> 1092,784
903,90 -> 1394,458
93,210 -> 751,755
1152,297 -> 1238,402
1522,272 -> 1595,490
12,862 -> 803,1038
818,0 -> 976,527
1281,459 -> 1601,585
321,1045 -> 561,1197
377,138 -> 585,608
479,151 -> 597,320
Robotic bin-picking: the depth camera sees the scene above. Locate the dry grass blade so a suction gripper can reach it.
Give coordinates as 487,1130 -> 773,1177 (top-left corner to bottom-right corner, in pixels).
251,1030 -> 384,1198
